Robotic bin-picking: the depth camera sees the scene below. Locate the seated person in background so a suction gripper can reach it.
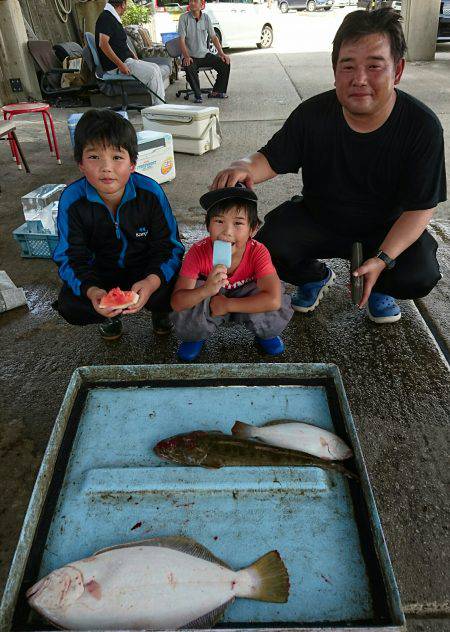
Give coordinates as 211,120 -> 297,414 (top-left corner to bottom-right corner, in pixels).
178,0 -> 231,104
170,185 -> 293,361
53,110 -> 184,341
96,0 -> 166,104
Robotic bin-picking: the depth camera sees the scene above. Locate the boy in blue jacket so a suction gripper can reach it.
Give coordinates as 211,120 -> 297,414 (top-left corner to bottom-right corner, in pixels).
53,109 -> 184,340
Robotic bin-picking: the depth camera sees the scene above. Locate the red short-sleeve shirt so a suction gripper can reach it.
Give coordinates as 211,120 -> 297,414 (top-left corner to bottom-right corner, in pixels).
180,237 -> 276,290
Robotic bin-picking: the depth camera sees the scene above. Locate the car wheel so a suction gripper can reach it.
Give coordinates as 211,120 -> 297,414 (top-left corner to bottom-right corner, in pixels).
208,29 -> 221,55
257,24 -> 273,49
279,1 -> 289,13
307,0 -> 316,10
324,5 -> 331,9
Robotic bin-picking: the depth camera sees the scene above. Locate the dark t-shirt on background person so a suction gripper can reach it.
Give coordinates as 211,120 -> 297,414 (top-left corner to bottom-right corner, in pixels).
95,10 -> 131,72
258,89 -> 447,236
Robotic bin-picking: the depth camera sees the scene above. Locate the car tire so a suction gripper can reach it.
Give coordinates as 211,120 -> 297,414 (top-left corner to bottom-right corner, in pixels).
307,0 -> 316,10
279,1 -> 289,13
324,5 -> 332,9
257,24 -> 273,49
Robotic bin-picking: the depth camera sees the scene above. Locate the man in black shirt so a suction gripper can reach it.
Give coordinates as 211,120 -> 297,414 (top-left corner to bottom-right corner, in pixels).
211,8 -> 446,324
95,0 -> 166,104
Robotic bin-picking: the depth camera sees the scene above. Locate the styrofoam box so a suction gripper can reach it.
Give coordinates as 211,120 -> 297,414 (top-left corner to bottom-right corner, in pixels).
135,130 -> 175,184
141,104 -> 219,139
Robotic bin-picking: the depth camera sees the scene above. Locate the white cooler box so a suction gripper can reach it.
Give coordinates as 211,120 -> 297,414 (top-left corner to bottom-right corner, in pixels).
141,104 -> 221,155
135,130 -> 175,184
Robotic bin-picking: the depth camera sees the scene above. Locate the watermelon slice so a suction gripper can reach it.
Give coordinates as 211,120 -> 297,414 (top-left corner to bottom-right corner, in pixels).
99,287 -> 139,310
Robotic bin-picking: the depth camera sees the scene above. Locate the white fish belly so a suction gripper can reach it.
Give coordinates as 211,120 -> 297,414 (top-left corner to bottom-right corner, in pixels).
52,547 -> 239,630
256,423 -> 350,460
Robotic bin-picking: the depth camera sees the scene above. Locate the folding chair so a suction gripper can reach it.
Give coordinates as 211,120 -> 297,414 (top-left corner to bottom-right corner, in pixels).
27,40 -> 86,98
165,36 -> 215,100
84,32 -> 159,111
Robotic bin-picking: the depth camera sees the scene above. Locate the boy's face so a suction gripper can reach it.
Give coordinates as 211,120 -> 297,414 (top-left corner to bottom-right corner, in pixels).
208,208 -> 253,254
78,142 -> 134,200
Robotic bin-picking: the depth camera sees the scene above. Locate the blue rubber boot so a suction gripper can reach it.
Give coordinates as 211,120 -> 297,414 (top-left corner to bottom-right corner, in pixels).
177,340 -> 205,361
291,267 -> 336,313
367,292 -> 401,324
255,336 -> 285,356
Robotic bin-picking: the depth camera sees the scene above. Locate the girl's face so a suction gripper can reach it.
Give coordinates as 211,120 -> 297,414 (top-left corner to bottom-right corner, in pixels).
208,208 -> 254,253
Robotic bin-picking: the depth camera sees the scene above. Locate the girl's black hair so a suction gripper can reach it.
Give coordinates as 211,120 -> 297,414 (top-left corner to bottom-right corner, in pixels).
205,198 -> 260,231
74,109 -> 138,164
332,7 -> 406,70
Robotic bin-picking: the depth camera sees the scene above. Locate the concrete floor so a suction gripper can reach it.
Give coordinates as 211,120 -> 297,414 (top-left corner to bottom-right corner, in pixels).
0,8 -> 449,630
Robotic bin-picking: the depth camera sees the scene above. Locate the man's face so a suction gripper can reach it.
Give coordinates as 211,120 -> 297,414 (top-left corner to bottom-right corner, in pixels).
334,33 -> 404,118
116,1 -> 127,15
189,0 -> 202,12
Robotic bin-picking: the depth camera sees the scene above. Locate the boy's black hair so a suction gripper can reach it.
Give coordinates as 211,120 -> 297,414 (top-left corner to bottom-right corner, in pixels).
206,198 -> 260,232
74,109 -> 138,164
332,7 -> 406,70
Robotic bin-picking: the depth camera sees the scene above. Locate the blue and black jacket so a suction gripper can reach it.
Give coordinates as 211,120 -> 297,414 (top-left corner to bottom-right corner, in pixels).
53,172 -> 184,297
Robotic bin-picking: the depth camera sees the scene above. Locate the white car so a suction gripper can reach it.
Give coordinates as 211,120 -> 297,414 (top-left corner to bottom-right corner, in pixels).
203,0 -> 274,49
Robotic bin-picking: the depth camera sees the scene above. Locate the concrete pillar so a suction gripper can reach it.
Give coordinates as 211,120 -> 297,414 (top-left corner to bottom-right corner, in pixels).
0,0 -> 40,104
402,0 -> 441,62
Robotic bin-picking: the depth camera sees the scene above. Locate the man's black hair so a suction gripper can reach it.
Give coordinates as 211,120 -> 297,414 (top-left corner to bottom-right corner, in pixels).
206,198 -> 260,232
74,109 -> 138,164
109,0 -> 126,6
332,8 -> 406,70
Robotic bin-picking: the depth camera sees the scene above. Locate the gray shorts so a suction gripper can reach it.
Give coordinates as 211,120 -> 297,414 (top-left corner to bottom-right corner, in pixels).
171,280 -> 293,343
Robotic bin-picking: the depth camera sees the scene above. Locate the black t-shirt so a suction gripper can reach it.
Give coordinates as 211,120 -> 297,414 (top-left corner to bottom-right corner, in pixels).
95,11 -> 131,72
259,89 -> 447,234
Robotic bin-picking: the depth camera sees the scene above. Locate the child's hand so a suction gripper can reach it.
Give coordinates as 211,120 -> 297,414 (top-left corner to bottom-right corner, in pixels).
123,277 -> 159,314
210,294 -> 229,317
87,286 -> 122,317
204,265 -> 227,296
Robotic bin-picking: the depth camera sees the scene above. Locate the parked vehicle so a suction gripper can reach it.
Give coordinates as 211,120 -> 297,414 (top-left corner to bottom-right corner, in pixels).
151,0 -> 274,49
334,0 -> 349,7
203,0 -> 274,49
356,0 -> 400,9
278,0 -> 334,13
438,0 -> 450,42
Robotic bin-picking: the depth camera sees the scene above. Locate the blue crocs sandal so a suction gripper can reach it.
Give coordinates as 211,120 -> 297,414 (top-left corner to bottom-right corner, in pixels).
367,292 -> 401,324
177,340 -> 205,362
291,267 -> 336,313
255,336 -> 285,356
194,96 -> 203,104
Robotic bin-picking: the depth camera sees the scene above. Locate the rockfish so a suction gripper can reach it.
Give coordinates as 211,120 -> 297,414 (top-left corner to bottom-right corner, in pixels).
232,420 -> 353,461
154,431 -> 357,479
27,536 -> 289,630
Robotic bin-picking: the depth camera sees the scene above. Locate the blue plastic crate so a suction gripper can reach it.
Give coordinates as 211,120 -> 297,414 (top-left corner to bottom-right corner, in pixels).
161,31 -> 178,45
13,223 -> 58,259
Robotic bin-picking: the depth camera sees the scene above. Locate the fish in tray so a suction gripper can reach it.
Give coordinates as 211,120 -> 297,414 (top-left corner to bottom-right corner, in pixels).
232,420 -> 353,461
26,536 -> 289,630
154,431 -> 358,479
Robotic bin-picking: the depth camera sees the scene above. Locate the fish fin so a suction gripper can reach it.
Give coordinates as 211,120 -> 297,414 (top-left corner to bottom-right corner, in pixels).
262,419 -> 300,427
183,597 -> 234,629
231,420 -> 254,438
95,536 -> 232,569
245,550 -> 290,603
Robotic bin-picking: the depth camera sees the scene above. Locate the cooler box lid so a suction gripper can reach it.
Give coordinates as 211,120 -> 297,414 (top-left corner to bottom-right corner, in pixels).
137,130 -> 172,151
141,104 -> 219,123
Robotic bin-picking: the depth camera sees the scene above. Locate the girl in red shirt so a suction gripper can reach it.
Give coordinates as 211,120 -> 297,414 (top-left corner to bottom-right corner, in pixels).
170,185 -> 293,361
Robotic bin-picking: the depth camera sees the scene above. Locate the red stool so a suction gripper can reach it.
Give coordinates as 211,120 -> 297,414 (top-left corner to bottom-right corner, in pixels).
2,102 -> 62,166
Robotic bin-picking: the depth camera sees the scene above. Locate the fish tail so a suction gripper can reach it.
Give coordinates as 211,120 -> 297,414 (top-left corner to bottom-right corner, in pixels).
245,550 -> 290,603
231,421 -> 254,439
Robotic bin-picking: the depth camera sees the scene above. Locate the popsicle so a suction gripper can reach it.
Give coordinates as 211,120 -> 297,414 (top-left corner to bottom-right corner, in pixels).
213,240 -> 232,268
